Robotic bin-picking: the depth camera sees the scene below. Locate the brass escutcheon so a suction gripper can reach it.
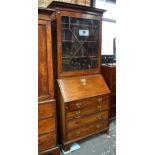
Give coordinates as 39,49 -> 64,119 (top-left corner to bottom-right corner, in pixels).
75,110 -> 81,118
76,103 -> 81,109
98,97 -> 103,103
80,78 -> 87,85
97,115 -> 103,120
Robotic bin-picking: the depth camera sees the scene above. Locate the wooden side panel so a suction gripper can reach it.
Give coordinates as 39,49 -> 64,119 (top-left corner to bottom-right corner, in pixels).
57,90 -> 66,140
101,65 -> 112,90
111,69 -> 116,92
38,19 -> 54,101
101,65 -> 116,91
111,94 -> 116,108
38,23 -> 48,97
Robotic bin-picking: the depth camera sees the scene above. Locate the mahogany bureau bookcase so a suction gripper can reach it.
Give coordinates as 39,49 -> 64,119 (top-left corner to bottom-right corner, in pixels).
38,8 -> 60,155
47,1 -> 111,151
101,64 -> 116,119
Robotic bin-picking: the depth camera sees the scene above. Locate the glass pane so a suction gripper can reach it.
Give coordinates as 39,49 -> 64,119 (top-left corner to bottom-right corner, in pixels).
61,16 -> 99,72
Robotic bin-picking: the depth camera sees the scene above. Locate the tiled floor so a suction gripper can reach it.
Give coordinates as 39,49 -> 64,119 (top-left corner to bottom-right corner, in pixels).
60,119 -> 116,155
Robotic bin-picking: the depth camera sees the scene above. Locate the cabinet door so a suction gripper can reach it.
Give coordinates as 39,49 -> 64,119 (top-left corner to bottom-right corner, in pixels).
38,19 -> 54,101
56,11 -> 102,77
61,16 -> 99,72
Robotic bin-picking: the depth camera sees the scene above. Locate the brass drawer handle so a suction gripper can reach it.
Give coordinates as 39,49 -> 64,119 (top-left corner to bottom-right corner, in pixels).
96,124 -> 101,129
97,115 -> 107,120
75,131 -> 81,136
98,97 -> 103,103
76,103 -> 81,109
75,110 -> 81,118
97,105 -> 103,111
97,115 -> 103,120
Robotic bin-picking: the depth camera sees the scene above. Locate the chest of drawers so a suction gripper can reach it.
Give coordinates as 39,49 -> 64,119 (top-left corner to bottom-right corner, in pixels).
57,74 -> 110,150
101,64 -> 116,119
38,100 -> 57,153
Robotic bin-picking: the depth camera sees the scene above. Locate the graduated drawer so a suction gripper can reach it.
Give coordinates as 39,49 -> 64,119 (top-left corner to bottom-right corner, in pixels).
66,101 -> 109,119
38,117 -> 56,135
65,95 -> 110,112
67,120 -> 108,140
67,110 -> 109,130
38,131 -> 56,152
38,100 -> 55,119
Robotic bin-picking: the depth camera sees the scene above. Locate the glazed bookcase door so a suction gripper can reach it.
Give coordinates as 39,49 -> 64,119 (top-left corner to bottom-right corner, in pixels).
57,12 -> 102,77
61,16 -> 99,72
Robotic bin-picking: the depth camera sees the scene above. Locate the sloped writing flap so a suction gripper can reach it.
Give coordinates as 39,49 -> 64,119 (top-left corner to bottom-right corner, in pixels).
57,74 -> 110,102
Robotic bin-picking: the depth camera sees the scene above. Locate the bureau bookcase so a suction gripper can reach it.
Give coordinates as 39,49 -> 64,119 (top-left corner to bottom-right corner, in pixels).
48,1 -> 110,151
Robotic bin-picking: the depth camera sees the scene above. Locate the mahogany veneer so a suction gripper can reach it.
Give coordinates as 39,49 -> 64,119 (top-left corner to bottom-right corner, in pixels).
38,8 -> 60,155
57,74 -> 110,150
47,1 -> 109,151
101,64 -> 116,119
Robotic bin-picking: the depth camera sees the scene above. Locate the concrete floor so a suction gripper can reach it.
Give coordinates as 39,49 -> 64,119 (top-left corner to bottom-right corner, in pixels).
60,119 -> 116,155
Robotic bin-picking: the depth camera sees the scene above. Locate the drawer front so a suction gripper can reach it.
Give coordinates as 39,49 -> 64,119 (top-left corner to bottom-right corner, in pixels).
38,117 -> 56,135
38,131 -> 56,152
66,101 -> 109,119
66,95 -> 110,112
38,101 -> 55,119
67,120 -> 108,140
67,111 -> 109,130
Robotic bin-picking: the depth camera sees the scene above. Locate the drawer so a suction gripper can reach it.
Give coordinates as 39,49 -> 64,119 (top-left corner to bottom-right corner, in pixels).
38,117 -> 56,135
66,102 -> 109,119
65,95 -> 110,112
67,120 -> 108,140
38,131 -> 56,152
38,100 -> 55,119
67,110 -> 109,130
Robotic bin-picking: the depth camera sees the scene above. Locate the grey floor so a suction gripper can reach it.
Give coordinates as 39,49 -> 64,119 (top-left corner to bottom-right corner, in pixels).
60,119 -> 116,155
